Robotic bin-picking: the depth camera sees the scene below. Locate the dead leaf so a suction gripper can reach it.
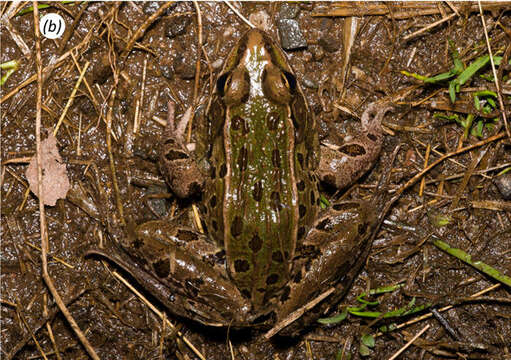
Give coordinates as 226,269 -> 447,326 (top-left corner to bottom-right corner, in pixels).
26,134 -> 70,206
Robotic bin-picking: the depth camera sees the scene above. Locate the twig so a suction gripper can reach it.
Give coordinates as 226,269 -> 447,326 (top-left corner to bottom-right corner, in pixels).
403,12 -> 457,41
1,1 -> 31,56
223,1 -> 255,28
16,299 -> 48,360
121,2 -> 174,59
32,3 -> 100,360
387,324 -> 430,360
112,271 -> 206,360
53,61 -> 89,136
393,131 -> 507,200
478,0 -> 510,140
0,38 -> 90,105
192,1 -> 202,107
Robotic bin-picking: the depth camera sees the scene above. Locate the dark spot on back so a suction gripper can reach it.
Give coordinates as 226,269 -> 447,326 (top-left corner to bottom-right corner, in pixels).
188,181 -> 201,195
241,289 -> 251,299
176,229 -> 198,242
210,165 -> 216,179
339,144 -> 366,156
297,152 -> 304,168
249,233 -> 263,252
280,285 -> 291,302
358,222 -> 368,236
272,251 -> 284,263
165,150 -> 188,161
209,195 -> 217,208
299,204 -> 307,218
298,226 -> 305,239
333,203 -> 359,211
293,271 -> 302,283
219,163 -> 227,177
323,174 -> 336,185
271,191 -> 281,211
153,258 -> 171,278
163,138 -> 176,146
252,181 -> 263,202
234,259 -> 250,272
272,149 -> 281,168
132,238 -> 144,250
231,216 -> 243,237
297,180 -> 305,191
316,218 -> 330,230
231,115 -> 243,130
266,273 -> 279,285
212,220 -> 218,231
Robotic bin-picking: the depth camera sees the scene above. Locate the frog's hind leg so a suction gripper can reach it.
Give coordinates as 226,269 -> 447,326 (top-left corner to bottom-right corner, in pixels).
89,220 -> 252,328
273,201 -> 376,336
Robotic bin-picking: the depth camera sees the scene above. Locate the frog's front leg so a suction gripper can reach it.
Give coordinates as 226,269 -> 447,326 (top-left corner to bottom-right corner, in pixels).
319,102 -> 391,189
159,102 -> 205,198
274,201 -> 376,335
90,220 -> 252,327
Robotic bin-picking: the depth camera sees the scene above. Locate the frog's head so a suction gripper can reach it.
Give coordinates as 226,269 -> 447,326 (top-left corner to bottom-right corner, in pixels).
217,29 -> 297,105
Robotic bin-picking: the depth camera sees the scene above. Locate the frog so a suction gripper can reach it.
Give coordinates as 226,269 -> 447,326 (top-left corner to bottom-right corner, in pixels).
89,28 -> 391,336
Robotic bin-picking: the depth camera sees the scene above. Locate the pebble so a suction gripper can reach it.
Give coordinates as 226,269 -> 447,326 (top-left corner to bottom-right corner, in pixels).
279,3 -> 300,19
249,10 -> 271,32
319,34 -> 340,53
165,15 -> 191,39
277,19 -> 307,50
494,173 -> 511,200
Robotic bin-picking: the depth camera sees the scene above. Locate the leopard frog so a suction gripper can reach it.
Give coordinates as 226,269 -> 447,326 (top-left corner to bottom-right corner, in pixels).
92,29 -> 390,335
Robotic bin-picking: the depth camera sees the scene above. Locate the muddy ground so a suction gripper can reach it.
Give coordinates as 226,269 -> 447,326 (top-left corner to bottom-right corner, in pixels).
1,2 -> 511,359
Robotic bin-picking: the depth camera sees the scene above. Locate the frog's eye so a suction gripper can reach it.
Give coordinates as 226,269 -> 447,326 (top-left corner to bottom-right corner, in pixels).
262,66 -> 294,104
219,68 -> 250,105
282,71 -> 297,92
217,72 -> 231,97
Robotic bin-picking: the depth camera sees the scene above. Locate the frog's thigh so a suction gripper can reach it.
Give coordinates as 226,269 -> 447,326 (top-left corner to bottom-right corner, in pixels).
277,201 -> 375,328
136,220 -> 221,263
126,221 -> 251,326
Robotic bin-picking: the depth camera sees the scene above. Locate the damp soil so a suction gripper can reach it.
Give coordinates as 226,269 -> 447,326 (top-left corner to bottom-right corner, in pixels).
1,2 -> 511,359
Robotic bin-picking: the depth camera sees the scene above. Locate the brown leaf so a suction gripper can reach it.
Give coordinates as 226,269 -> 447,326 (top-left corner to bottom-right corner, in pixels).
26,134 -> 70,206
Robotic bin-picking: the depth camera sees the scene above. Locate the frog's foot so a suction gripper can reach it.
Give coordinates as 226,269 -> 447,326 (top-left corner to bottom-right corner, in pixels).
159,101 -> 205,198
271,201 -> 376,337
319,102 -> 392,189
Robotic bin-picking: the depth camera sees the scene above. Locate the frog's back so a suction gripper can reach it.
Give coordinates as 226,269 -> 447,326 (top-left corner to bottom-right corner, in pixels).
204,29 -> 320,307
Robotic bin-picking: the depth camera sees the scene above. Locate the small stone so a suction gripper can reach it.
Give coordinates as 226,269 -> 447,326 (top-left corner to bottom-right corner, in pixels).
249,10 -> 271,32
302,77 -> 318,89
211,59 -> 223,70
165,16 -> 191,39
318,35 -> 340,53
90,53 -> 112,84
143,2 -> 160,15
494,173 -> 511,200
173,55 -> 195,80
277,19 -> 307,50
309,45 -> 325,61
159,58 -> 173,79
279,3 -> 300,19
